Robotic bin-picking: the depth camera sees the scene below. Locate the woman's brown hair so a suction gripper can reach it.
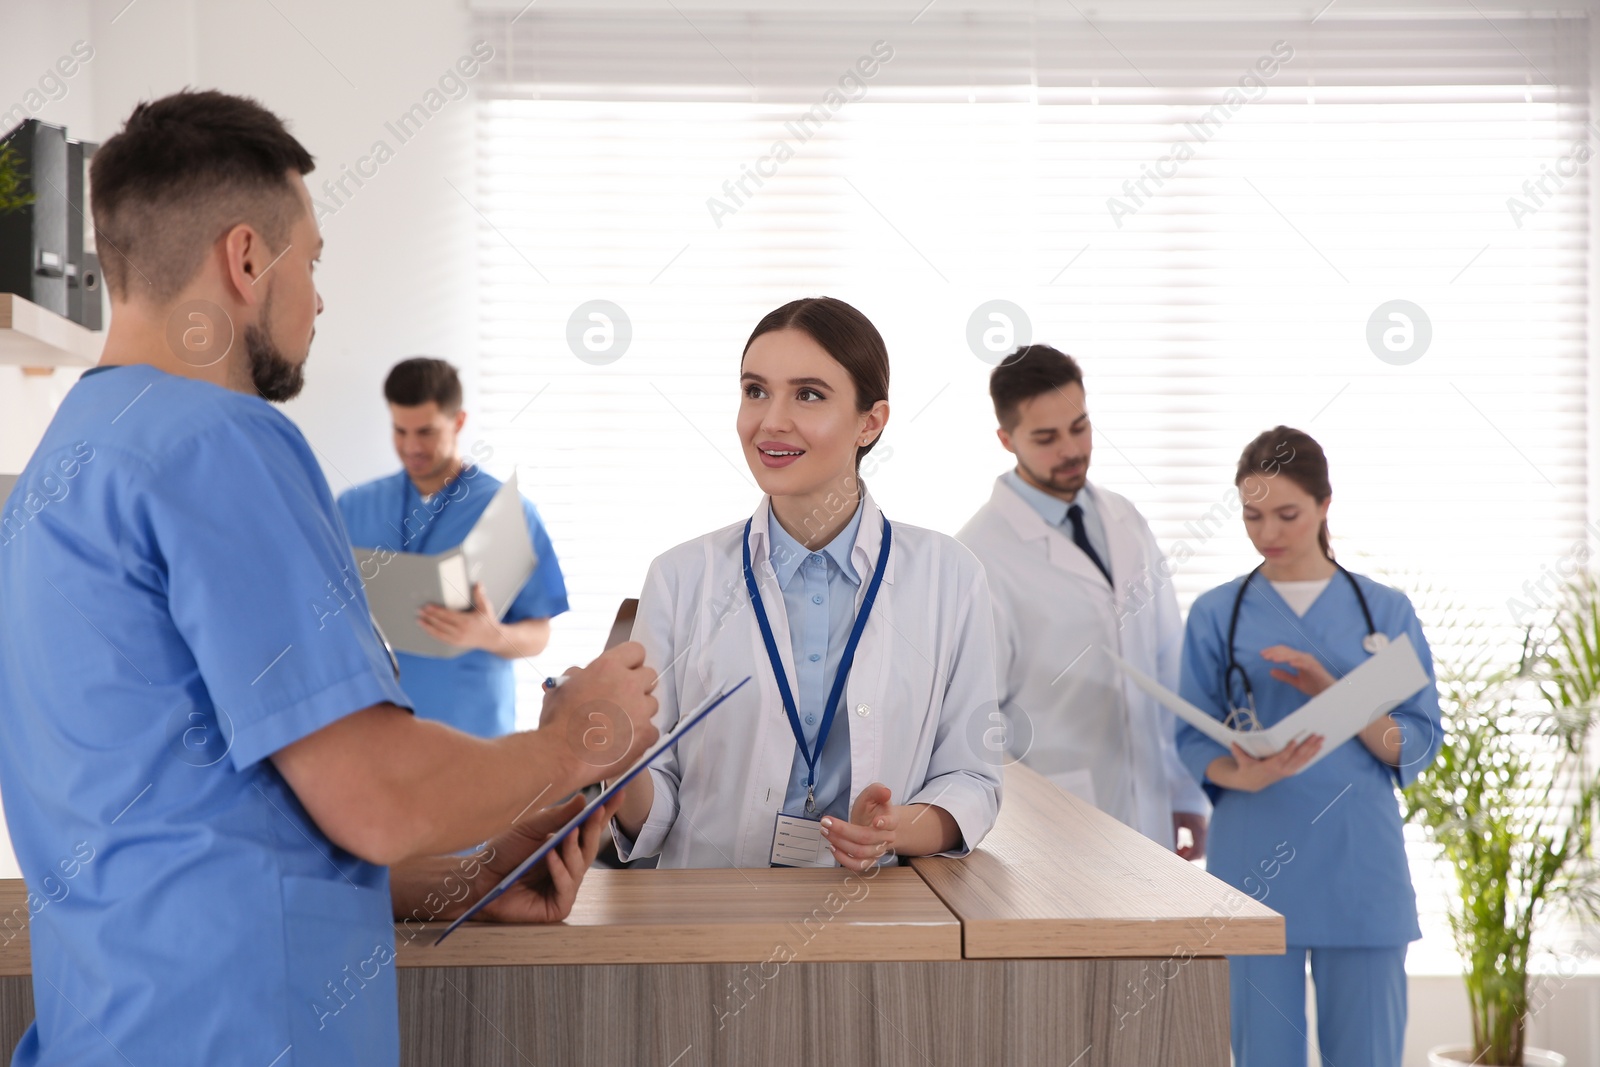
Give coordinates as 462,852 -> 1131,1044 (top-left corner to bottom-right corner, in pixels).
742,296 -> 889,470
1235,425 -> 1335,560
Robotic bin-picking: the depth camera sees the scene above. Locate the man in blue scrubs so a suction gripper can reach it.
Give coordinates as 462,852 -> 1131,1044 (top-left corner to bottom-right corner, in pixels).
339,357 -> 568,738
0,90 -> 658,1066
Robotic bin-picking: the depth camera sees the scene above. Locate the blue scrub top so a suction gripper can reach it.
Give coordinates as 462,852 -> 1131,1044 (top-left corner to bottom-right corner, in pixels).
0,364 -> 414,1066
1177,569 -> 1443,947
337,468 -> 568,738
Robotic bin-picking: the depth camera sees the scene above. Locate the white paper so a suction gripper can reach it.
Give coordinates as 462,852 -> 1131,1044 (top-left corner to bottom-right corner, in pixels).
353,474 -> 538,659
770,812 -> 837,868
1107,633 -> 1429,769
461,474 -> 538,610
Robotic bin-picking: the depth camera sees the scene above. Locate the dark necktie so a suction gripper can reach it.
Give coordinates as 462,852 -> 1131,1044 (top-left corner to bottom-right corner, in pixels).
1067,504 -> 1112,587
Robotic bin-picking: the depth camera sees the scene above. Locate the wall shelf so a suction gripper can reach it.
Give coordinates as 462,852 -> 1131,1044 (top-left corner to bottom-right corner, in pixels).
0,293 -> 101,369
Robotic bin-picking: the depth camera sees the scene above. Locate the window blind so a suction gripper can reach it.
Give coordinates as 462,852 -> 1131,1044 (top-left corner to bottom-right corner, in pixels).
467,7 -> 1592,969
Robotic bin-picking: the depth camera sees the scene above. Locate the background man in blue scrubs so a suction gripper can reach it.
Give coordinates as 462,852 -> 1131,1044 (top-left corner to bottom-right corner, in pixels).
0,90 -> 658,1066
339,357 -> 568,738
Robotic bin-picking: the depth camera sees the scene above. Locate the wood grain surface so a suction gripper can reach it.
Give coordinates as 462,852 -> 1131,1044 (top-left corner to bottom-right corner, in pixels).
397,866 -> 961,967
912,763 -> 1285,958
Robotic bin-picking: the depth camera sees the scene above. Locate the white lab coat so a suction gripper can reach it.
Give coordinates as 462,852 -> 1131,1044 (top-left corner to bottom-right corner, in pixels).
955,475 -> 1208,847
616,489 -> 1003,869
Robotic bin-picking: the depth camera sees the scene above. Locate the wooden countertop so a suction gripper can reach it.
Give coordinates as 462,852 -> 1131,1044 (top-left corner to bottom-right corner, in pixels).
913,764 -> 1285,959
0,766 -> 1284,975
399,866 -> 961,966
0,867 -> 958,976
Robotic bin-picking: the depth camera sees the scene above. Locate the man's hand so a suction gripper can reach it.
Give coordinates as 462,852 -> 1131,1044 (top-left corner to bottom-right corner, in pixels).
1173,810 -> 1208,861
418,583 -> 505,652
536,641 -> 660,791
275,642 -> 657,869
471,793 -> 621,924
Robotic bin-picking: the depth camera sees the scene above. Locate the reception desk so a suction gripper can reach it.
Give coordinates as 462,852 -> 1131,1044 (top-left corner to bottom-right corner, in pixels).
0,765 -> 1282,1065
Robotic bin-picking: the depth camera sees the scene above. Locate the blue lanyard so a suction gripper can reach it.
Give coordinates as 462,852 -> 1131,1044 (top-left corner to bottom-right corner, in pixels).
742,510 -> 891,816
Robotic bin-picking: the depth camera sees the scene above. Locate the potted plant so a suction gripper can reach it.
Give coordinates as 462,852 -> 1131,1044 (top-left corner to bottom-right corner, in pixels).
0,141 -> 35,216
1403,575 -> 1600,1067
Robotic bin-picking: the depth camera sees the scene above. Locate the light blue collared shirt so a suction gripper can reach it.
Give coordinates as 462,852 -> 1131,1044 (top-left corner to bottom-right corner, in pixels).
1001,469 -> 1111,580
765,499 -> 865,821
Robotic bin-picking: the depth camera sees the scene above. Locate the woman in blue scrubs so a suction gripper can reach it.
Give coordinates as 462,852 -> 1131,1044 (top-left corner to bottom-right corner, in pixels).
1176,426 -> 1442,1067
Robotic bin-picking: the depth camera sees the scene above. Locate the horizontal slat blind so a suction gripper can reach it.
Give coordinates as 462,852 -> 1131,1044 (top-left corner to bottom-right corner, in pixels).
469,9 -> 1591,971
476,12 -> 1586,98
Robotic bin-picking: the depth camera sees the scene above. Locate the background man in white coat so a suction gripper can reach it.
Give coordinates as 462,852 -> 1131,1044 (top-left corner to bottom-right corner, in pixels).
956,345 -> 1209,858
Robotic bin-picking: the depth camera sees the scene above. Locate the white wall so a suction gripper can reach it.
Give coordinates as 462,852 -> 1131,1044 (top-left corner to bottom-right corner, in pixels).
0,2 -> 96,473
1,0 -> 481,472
0,0 -> 479,873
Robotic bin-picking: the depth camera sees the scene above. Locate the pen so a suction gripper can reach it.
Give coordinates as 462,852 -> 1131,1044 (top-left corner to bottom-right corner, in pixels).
542,675 -> 569,692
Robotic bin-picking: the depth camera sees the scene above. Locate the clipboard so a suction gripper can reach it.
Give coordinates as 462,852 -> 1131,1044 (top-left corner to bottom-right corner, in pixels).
352,473 -> 537,659
1107,632 -> 1430,770
434,675 -> 751,943
605,598 -> 639,652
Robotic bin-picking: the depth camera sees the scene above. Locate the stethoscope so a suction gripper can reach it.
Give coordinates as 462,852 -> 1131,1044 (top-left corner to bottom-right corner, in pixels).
1222,560 -> 1386,733
372,620 -> 401,681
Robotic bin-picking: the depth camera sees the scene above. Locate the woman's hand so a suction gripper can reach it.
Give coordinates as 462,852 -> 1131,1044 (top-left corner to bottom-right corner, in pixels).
1206,735 -> 1324,794
821,784 -> 963,869
470,793 -> 619,924
822,783 -> 898,872
1260,645 -> 1336,697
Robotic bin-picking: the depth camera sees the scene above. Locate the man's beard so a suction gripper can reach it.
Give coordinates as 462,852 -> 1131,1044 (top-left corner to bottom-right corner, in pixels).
245,301 -> 306,402
1021,455 -> 1087,495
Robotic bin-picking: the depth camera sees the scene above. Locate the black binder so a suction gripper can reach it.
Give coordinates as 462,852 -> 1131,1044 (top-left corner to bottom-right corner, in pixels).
66,138 -> 100,330
0,119 -> 70,318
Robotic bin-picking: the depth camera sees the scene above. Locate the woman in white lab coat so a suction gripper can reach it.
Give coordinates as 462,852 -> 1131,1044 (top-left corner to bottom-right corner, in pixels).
611,296 -> 1002,870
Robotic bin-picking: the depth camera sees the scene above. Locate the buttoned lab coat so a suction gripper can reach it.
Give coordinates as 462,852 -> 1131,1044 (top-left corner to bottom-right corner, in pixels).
615,489 -> 1003,869
956,476 -> 1208,847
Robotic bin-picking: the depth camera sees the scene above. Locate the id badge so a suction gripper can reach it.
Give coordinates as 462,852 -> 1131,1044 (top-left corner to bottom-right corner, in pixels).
770,811 -> 837,868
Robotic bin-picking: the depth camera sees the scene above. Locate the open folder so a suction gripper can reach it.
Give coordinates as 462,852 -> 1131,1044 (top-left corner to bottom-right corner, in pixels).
434,676 -> 751,944
352,473 -> 537,659
1106,633 -> 1430,770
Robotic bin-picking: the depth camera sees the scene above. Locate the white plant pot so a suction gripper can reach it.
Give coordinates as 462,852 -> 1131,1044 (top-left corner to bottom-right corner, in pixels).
1429,1045 -> 1566,1067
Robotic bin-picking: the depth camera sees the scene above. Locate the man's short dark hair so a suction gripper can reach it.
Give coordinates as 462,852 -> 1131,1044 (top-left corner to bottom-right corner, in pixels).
989,344 -> 1084,430
384,358 -> 463,413
90,90 -> 315,303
